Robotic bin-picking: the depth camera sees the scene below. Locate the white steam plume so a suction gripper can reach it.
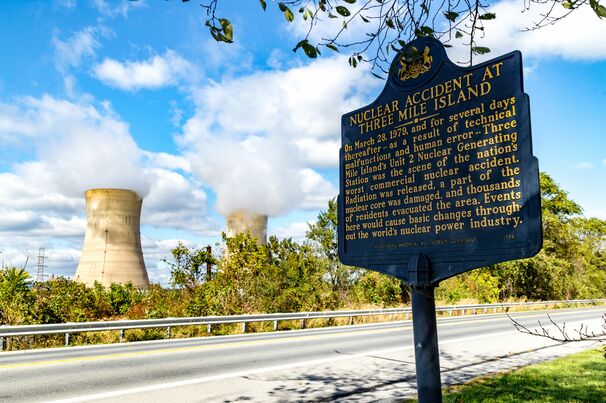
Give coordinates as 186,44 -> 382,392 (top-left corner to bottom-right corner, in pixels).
0,95 -> 152,197
178,56 -> 377,216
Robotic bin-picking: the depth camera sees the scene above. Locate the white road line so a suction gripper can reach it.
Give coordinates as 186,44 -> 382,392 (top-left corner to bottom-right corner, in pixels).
46,330 -> 520,402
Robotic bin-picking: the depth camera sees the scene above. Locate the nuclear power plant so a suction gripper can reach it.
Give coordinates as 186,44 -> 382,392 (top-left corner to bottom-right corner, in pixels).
75,188 -> 150,288
226,210 -> 268,245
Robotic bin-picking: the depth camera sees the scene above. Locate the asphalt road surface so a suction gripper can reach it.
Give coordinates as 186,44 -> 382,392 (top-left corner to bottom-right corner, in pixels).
0,306 -> 604,402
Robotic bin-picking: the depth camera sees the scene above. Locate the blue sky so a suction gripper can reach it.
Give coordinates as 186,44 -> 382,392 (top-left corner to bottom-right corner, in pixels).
0,0 -> 604,284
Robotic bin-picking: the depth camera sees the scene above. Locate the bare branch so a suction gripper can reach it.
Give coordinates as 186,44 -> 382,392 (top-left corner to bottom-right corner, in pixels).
508,312 -> 606,343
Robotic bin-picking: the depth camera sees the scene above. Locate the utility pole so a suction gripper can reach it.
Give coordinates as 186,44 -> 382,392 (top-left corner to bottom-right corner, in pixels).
36,247 -> 46,282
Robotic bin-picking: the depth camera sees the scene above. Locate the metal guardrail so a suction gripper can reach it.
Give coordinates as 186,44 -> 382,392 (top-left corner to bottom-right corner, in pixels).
1,299 -> 604,351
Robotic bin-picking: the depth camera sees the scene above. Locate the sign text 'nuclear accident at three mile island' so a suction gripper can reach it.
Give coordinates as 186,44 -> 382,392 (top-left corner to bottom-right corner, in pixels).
338,38 -> 542,284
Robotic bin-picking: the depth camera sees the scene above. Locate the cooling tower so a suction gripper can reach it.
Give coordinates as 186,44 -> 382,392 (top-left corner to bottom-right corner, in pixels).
75,188 -> 150,288
226,210 -> 268,245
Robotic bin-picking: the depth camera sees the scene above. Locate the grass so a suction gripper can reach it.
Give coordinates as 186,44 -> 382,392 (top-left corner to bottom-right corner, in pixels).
441,347 -> 606,402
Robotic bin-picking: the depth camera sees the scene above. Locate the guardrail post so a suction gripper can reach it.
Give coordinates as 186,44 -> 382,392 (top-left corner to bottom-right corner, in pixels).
242,322 -> 246,333
64,333 -> 70,346
273,320 -> 278,331
349,316 -> 354,325
301,319 -> 306,329
166,327 -> 171,339
207,324 -> 212,333
0,336 -> 5,351
119,329 -> 124,343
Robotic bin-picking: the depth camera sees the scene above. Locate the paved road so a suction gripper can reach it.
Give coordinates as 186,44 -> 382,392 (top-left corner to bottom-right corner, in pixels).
0,307 -> 604,402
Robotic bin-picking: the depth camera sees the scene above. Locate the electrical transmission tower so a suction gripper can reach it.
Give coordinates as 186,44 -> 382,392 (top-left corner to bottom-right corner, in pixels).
36,247 -> 46,282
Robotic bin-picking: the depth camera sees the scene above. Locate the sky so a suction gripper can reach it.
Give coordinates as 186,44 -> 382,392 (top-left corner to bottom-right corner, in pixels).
0,0 -> 605,285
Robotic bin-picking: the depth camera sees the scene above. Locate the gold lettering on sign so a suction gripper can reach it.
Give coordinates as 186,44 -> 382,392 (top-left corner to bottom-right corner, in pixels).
343,60 -> 525,243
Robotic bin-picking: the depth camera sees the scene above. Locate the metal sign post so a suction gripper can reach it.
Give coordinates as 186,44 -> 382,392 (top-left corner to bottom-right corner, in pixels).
409,253 -> 441,402
337,37 -> 541,402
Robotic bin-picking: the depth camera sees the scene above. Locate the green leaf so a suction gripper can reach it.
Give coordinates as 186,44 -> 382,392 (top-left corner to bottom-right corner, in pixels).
479,13 -> 496,20
472,46 -> 491,54
329,13 -> 338,18
326,43 -> 339,52
336,6 -> 351,16
344,0 -> 357,3
590,0 -> 606,17
219,18 -> 233,43
443,11 -> 459,22
360,14 -> 370,23
414,25 -> 434,37
209,28 -> 224,42
258,0 -> 266,11
455,30 -> 463,38
279,3 -> 295,22
386,19 -> 395,28
293,39 -> 318,58
303,45 -> 317,58
562,1 -> 574,9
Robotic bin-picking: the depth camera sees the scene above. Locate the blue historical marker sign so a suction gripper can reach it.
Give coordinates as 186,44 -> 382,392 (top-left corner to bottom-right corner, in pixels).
338,38 -> 542,284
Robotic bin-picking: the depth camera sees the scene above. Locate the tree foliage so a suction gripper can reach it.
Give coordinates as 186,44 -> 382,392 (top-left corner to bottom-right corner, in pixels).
163,241 -> 216,291
1,172 -> 604,349
196,0 -> 606,74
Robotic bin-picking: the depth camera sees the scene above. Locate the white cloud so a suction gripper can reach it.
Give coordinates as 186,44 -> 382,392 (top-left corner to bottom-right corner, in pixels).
93,50 -> 196,91
300,168 -> 338,210
143,168 -> 213,234
142,151 -> 191,172
54,0 -> 77,9
93,0 -> 144,19
445,0 -> 606,63
0,95 -> 215,280
289,0 -> 606,66
178,57 -> 376,217
294,138 -> 340,167
288,2 -> 373,47
52,26 -> 101,72
269,221 -> 311,242
0,95 -> 151,196
572,162 -> 594,169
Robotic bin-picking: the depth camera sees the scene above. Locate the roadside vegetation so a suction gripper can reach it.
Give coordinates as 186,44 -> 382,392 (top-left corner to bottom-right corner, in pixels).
440,348 -> 606,402
1,173 -> 605,349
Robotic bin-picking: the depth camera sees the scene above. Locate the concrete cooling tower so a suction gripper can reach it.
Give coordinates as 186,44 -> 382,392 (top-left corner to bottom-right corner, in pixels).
75,188 -> 150,288
226,210 -> 268,245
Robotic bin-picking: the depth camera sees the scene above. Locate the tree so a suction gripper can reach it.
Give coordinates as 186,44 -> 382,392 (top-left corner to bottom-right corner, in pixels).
197,0 -> 606,74
490,173 -> 606,301
0,267 -> 33,325
163,242 -> 216,291
306,197 -> 361,307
